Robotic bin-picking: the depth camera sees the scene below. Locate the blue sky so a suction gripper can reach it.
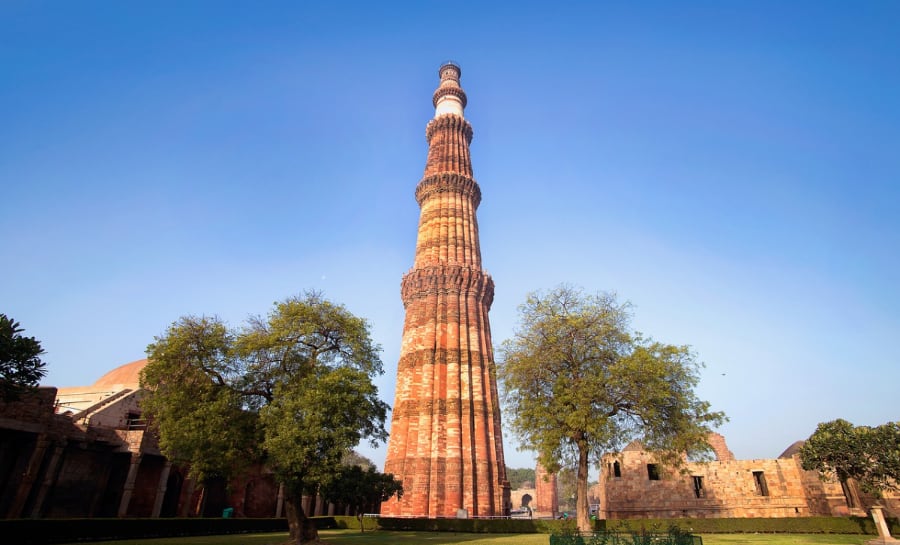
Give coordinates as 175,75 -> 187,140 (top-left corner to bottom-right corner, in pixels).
2,1 -> 898,471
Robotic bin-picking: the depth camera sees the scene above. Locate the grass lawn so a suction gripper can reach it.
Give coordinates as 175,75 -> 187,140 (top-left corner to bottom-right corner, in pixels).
60,530 -> 878,545
700,535 -> 871,545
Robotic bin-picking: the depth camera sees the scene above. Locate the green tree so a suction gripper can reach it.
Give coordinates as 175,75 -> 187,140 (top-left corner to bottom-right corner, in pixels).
141,292 -> 394,544
556,467 -> 577,514
498,285 -> 726,532
0,314 -> 48,401
506,466 -> 537,490
800,419 -> 900,503
320,463 -> 403,530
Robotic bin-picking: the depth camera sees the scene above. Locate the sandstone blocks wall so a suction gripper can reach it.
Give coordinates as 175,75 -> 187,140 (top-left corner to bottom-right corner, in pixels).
599,435 -> 898,519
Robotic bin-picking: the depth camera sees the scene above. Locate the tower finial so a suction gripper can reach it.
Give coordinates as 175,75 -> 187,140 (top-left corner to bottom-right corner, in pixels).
433,61 -> 467,118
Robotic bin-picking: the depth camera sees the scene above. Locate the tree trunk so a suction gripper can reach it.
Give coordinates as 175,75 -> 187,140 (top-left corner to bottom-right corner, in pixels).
576,442 -> 591,533
283,489 -> 320,544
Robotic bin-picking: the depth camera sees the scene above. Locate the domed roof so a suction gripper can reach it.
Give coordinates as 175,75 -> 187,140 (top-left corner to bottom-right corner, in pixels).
93,359 -> 148,388
778,440 -> 805,459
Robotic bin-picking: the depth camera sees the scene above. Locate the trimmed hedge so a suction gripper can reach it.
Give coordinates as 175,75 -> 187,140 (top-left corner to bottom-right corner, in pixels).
2,515 -> 897,543
377,516 -> 569,533
0,517 -> 287,545
597,516 -> 899,535
376,515 -> 899,536
314,515 -> 380,531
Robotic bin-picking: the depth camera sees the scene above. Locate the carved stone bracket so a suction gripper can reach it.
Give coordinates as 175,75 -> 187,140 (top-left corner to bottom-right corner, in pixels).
415,173 -> 481,207
432,86 -> 468,109
401,265 -> 494,308
426,114 -> 473,144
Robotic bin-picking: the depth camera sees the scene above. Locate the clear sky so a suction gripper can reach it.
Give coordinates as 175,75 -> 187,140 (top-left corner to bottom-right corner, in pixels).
2,1 -> 898,471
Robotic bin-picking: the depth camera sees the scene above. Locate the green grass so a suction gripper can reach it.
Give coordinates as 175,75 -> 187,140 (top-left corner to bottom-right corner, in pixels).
319,530 -> 549,543
59,530 -> 880,545
700,535 -> 871,545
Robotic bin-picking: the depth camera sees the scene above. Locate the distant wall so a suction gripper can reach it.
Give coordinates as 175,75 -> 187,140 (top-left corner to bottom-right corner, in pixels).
600,435 -> 898,520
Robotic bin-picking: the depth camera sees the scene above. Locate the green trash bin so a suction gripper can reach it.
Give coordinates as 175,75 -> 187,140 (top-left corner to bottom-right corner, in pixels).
222,507 -> 234,518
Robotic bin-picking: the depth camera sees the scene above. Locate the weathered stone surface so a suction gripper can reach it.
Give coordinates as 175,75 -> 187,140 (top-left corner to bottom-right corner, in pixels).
597,434 -> 900,519
534,463 -> 559,518
381,63 -> 510,518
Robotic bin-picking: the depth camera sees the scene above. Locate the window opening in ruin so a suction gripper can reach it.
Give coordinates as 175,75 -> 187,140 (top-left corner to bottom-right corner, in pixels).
126,411 -> 146,431
692,476 -> 704,498
613,461 -> 621,478
753,471 -> 769,496
647,464 -> 660,481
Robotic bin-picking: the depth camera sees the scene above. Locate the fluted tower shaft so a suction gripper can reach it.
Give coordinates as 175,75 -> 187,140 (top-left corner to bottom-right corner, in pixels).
381,63 -> 510,518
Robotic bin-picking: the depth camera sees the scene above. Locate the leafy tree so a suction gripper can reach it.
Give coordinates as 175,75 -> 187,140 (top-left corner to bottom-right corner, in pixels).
342,450 -> 376,470
556,467 -> 578,513
320,463 -> 402,531
800,419 -> 900,502
506,466 -> 536,490
498,285 -> 726,532
0,314 -> 47,401
141,292 -> 394,544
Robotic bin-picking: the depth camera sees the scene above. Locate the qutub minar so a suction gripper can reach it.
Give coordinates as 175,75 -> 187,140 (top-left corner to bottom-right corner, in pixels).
381,62 -> 512,518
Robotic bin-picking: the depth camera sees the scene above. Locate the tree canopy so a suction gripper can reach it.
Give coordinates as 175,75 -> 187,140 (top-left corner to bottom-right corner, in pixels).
506,466 -> 536,490
799,419 -> 900,498
320,463 -> 403,530
498,285 -> 725,531
0,313 -> 47,401
140,292 -> 395,544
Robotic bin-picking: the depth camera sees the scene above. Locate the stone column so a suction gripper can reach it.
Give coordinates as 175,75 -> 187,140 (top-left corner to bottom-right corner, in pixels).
314,495 -> 325,516
868,505 -> 900,544
117,453 -> 143,517
8,433 -> 50,518
29,441 -> 67,518
150,461 -> 172,518
275,483 -> 284,518
179,477 -> 196,517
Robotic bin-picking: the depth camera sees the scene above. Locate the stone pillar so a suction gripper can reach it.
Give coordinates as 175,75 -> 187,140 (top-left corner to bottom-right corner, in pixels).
275,483 -> 284,518
150,461 -> 172,518
8,433 -> 50,518
117,453 -> 143,517
29,441 -> 66,518
535,463 -> 559,518
179,477 -> 196,517
314,495 -> 325,516
868,505 -> 900,544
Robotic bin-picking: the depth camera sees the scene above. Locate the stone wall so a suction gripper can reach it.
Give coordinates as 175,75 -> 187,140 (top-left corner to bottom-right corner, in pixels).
599,434 -> 898,519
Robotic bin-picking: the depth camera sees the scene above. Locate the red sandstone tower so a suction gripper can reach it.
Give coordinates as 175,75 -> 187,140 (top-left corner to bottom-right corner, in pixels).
381,63 -> 511,518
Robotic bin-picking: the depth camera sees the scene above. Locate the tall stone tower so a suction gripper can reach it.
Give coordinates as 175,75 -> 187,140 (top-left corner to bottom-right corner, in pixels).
381,62 -> 511,518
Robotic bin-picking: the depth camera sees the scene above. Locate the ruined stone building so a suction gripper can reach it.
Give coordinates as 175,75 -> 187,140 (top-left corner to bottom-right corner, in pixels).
1,359 -> 335,520
508,464 -> 560,519
381,62 -> 511,518
534,464 -> 560,518
597,433 -> 899,519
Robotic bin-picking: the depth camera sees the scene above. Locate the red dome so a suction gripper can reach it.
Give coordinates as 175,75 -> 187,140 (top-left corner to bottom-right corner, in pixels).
92,359 -> 148,388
